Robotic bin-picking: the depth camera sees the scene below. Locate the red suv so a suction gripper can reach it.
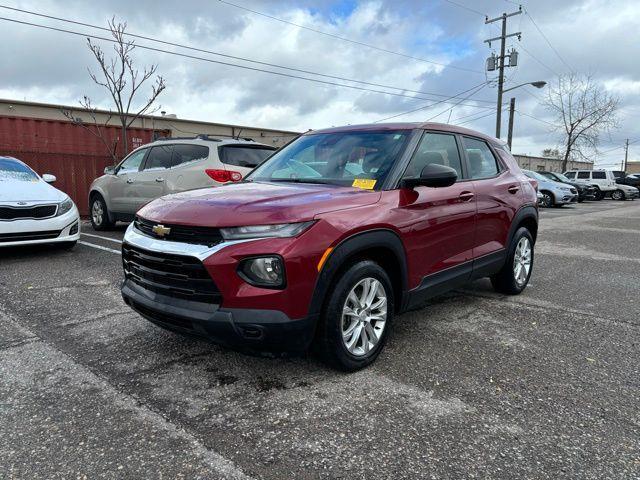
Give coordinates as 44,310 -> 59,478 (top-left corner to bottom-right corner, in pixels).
121,123 -> 538,370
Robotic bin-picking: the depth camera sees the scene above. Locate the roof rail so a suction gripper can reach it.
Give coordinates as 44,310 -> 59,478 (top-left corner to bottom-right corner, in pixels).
155,134 -> 256,142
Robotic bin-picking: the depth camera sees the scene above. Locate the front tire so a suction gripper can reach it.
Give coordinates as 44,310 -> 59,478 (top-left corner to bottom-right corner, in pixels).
491,227 -> 534,295
316,260 -> 394,371
593,188 -> 604,201
58,241 -> 77,250
90,194 -> 114,230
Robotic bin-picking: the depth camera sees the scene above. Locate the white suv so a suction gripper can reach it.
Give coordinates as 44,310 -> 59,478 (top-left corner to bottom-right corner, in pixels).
88,136 -> 277,229
563,169 -> 617,200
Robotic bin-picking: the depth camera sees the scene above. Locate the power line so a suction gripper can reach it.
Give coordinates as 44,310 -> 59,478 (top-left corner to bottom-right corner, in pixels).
441,0 -> 487,17
517,43 -> 560,77
372,82 -> 490,123
0,5 -> 493,105
216,0 -> 485,74
425,83 -> 490,122
523,8 -> 573,73
0,15 -> 498,108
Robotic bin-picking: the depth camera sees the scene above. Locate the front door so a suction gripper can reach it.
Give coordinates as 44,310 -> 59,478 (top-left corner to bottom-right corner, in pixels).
110,148 -> 148,213
395,131 -> 476,289
124,144 -> 173,213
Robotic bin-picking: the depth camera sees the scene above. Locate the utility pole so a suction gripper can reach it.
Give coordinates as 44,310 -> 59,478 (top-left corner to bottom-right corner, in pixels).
623,138 -> 629,171
507,97 -> 516,149
484,7 -> 522,138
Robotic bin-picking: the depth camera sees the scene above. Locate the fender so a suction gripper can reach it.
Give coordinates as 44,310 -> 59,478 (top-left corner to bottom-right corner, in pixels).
507,204 -> 538,246
307,229 -> 409,318
88,187 -> 115,221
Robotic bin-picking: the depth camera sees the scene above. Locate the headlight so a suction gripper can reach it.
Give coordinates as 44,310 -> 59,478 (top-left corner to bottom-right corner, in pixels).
56,197 -> 74,216
560,187 -> 572,192
238,256 -> 285,288
220,221 -> 314,240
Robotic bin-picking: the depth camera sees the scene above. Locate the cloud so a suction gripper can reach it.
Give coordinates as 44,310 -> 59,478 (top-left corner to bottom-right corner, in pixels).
0,0 -> 638,164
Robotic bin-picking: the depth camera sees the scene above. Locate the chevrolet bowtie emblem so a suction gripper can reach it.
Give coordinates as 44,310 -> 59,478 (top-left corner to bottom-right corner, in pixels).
152,224 -> 171,237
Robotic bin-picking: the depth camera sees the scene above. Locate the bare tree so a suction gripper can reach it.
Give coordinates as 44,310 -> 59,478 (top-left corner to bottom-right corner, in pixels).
541,148 -> 560,159
61,96 -> 119,163
82,17 -> 165,158
543,74 -> 618,171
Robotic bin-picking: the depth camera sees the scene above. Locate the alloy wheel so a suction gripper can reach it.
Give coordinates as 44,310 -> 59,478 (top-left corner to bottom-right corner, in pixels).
541,193 -> 552,208
513,237 -> 532,287
612,190 -> 624,201
341,278 -> 387,357
92,200 -> 103,226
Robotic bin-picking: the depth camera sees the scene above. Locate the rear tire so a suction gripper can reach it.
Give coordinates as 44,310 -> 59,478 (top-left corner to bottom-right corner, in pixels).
611,189 -> 625,201
316,260 -> 394,371
491,227 -> 534,295
90,194 -> 114,231
59,241 -> 77,250
539,191 -> 553,208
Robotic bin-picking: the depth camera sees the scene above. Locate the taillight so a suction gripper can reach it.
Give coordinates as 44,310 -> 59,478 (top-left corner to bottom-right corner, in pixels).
530,179 -> 538,191
205,169 -> 243,183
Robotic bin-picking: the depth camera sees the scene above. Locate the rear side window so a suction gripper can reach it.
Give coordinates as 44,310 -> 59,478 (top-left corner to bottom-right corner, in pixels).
577,171 -> 590,179
462,137 -> 499,179
219,145 -> 276,169
144,145 -> 174,170
403,132 -> 463,179
171,144 -> 209,167
564,171 -> 576,179
592,171 -> 606,179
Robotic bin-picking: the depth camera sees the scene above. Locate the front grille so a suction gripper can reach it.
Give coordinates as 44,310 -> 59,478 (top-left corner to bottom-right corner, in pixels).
0,229 -> 61,243
0,204 -> 57,220
134,216 -> 222,246
122,243 -> 222,304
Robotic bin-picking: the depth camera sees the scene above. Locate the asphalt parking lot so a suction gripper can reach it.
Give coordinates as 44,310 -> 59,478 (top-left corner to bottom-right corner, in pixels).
1,200 -> 639,479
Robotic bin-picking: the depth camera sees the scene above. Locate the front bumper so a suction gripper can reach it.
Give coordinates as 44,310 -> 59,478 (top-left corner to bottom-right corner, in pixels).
122,279 -> 316,351
120,223 -> 319,352
0,206 -> 80,247
555,192 -> 578,204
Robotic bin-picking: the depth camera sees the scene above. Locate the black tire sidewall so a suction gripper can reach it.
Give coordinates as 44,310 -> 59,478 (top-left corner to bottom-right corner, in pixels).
90,195 -> 110,230
321,260 -> 394,371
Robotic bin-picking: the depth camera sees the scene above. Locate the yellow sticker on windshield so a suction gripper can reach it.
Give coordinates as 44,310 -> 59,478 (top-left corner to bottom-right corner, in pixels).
352,178 -> 376,190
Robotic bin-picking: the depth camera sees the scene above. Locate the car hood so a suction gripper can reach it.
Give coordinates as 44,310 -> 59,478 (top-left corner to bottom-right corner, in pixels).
137,181 -> 381,227
0,177 -> 66,204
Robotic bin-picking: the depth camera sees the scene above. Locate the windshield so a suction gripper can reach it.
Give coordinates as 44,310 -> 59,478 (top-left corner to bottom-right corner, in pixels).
554,173 -> 572,183
0,158 -> 38,181
246,130 -> 411,189
524,170 -> 548,182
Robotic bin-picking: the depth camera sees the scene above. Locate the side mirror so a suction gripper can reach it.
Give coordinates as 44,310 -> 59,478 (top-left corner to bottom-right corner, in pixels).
104,166 -> 116,175
401,164 -> 458,189
42,174 -> 57,183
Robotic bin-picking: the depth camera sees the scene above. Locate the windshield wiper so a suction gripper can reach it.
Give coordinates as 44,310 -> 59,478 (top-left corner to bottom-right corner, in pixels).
267,178 -> 335,185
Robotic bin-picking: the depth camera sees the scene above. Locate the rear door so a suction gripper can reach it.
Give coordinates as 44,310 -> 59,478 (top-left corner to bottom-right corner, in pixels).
462,136 -> 521,259
165,143 -> 210,193
125,144 -> 174,213
109,148 -> 149,212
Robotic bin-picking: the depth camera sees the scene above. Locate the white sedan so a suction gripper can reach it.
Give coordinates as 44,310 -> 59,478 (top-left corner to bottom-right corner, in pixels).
0,156 -> 80,248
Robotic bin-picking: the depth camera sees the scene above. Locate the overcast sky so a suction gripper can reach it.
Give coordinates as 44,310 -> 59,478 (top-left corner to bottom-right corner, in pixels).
1,0 -> 639,167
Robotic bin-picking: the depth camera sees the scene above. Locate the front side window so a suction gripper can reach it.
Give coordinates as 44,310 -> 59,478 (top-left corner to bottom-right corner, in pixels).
403,132 -> 463,179
592,171 -> 606,179
564,171 -> 576,179
0,158 -> 38,181
247,130 -> 411,189
577,171 -> 590,179
117,148 -> 147,174
144,145 -> 174,170
219,145 -> 276,168
172,145 -> 209,167
462,137 -> 499,179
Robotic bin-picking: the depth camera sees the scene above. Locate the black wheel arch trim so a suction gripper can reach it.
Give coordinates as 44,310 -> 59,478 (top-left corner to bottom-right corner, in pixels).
507,205 -> 539,246
307,228 -> 409,318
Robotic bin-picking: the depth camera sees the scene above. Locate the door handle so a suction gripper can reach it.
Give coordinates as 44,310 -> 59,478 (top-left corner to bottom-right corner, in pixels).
508,185 -> 520,194
155,177 -> 164,182
126,178 -> 134,184
459,191 -> 474,201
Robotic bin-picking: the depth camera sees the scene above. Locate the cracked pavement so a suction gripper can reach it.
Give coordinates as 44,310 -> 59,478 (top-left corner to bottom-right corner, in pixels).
1,200 -> 639,479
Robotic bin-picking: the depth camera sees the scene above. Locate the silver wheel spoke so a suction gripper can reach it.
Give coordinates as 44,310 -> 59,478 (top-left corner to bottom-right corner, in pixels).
341,276 -> 388,357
